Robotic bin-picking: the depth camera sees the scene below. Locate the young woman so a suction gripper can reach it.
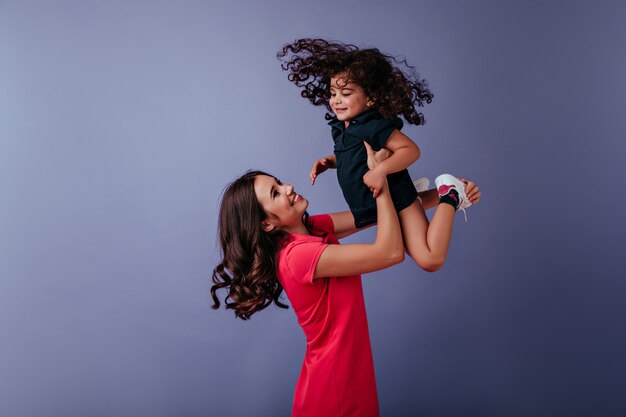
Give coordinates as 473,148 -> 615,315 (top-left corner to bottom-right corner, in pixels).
211,143 -> 481,416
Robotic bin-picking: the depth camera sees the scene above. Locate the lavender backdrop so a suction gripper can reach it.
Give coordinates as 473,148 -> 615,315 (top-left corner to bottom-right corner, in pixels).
1,1 -> 625,416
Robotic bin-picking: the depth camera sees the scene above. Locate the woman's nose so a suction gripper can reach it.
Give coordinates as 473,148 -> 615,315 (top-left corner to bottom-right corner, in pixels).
285,184 -> 294,195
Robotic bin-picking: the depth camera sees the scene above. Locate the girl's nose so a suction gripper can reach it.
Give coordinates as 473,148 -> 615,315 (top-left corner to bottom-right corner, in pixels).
285,184 -> 294,195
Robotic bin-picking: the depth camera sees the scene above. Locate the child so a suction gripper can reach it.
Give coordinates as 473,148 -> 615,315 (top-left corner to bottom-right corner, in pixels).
278,38 -> 473,272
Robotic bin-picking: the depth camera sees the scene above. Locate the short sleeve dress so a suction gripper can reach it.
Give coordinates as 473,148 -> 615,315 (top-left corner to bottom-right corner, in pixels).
329,109 -> 418,228
277,214 -> 379,417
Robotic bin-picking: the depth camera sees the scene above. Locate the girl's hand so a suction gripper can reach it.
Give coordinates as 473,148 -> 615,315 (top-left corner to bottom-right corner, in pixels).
459,178 -> 481,205
310,155 -> 336,185
363,142 -> 390,198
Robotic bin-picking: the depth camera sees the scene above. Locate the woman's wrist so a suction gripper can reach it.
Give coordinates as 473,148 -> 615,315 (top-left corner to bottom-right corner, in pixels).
418,189 -> 439,209
372,163 -> 389,177
375,181 -> 390,198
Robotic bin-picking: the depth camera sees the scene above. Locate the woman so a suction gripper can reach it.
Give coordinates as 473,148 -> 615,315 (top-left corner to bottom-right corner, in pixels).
211,143 -> 481,417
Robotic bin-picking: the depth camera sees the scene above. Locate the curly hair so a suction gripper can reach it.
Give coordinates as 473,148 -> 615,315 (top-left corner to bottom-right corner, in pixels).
278,38 -> 433,125
211,170 -> 308,320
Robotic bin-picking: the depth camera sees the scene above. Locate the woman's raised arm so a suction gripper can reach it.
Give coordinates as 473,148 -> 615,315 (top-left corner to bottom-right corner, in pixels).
313,142 -> 404,278
328,145 -> 392,240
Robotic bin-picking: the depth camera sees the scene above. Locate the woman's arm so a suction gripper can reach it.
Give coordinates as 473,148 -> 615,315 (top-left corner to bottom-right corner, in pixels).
313,184 -> 403,278
333,179 -> 482,239
417,189 -> 439,210
332,178 -> 481,242
327,211 -> 373,240
313,143 -> 404,278
328,145 -> 391,239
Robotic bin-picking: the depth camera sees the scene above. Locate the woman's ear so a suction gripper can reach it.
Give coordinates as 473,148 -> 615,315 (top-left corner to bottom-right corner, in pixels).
262,221 -> 275,233
367,99 -> 375,107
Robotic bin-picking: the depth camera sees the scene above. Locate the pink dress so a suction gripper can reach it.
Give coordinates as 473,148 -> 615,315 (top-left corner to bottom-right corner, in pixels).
277,214 -> 379,417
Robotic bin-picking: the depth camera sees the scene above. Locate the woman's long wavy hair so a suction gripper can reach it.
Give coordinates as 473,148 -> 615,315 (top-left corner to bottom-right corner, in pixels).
278,38 -> 434,125
211,170 -> 306,320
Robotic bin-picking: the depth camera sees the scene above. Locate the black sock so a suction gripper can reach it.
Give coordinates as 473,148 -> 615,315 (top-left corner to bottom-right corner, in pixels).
439,189 -> 460,210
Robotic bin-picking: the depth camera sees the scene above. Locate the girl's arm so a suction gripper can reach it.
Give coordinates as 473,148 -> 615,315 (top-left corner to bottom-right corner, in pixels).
313,143 -> 404,278
310,154 -> 337,185
378,129 -> 420,174
363,130 -> 420,197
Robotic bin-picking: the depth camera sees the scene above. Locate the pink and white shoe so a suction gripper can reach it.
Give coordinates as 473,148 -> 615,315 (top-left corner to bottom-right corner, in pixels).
434,173 -> 471,220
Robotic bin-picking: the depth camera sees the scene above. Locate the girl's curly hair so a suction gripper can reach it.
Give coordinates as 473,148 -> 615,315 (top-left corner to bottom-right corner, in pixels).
278,38 -> 433,124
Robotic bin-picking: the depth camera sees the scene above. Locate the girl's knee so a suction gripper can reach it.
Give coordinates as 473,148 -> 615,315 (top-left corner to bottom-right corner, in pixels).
410,253 -> 445,273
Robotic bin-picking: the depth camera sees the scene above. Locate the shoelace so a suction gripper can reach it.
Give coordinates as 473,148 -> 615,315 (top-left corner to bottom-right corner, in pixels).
459,205 -> 468,222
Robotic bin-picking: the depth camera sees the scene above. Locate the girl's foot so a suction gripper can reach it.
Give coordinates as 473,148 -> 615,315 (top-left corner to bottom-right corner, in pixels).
413,177 -> 430,193
435,174 -> 471,220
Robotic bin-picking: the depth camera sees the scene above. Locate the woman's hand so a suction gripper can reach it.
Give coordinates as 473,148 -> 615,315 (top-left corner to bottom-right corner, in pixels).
363,142 -> 391,198
364,142 -> 391,170
459,178 -> 481,205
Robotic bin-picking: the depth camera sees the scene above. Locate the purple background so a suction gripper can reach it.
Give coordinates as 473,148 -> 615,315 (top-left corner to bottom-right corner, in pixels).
1,1 -> 625,416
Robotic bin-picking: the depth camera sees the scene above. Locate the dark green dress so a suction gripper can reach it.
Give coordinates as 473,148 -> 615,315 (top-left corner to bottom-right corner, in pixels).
329,110 -> 418,228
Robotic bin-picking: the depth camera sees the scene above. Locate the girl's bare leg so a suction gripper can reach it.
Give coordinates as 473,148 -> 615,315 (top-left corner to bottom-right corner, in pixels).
398,201 -> 455,272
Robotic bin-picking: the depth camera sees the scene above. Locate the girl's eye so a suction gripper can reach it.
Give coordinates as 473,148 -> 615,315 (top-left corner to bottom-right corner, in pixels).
273,190 -> 279,198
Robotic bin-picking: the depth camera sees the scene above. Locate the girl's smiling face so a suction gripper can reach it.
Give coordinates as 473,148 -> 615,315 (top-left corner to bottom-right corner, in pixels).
329,74 -> 371,125
254,175 -> 309,234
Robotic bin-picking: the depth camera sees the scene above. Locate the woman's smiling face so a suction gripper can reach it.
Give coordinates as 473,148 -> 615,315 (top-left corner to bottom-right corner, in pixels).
254,175 -> 308,234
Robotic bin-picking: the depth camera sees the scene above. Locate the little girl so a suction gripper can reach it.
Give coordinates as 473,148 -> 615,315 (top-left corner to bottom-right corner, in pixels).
278,38 -> 472,272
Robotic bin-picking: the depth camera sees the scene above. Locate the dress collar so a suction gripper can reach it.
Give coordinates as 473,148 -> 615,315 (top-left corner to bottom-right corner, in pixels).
284,223 -> 329,242
286,231 -> 324,242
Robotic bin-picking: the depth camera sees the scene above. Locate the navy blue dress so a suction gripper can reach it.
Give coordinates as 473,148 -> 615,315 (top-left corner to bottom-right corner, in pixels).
329,110 -> 418,228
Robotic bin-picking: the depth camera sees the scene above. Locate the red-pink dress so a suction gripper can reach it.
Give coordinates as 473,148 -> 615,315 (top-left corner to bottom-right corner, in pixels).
277,214 -> 379,417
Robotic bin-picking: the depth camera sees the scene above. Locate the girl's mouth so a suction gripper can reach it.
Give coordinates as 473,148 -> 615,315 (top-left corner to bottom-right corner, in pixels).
292,193 -> 301,205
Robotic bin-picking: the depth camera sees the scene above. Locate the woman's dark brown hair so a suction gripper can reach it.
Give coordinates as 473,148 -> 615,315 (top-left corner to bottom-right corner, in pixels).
278,38 -> 434,124
211,170 -> 301,320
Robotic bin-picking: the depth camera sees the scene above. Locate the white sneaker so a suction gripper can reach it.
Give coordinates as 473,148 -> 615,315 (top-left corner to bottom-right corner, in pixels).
413,177 -> 430,193
413,177 -> 429,205
434,173 -> 471,220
